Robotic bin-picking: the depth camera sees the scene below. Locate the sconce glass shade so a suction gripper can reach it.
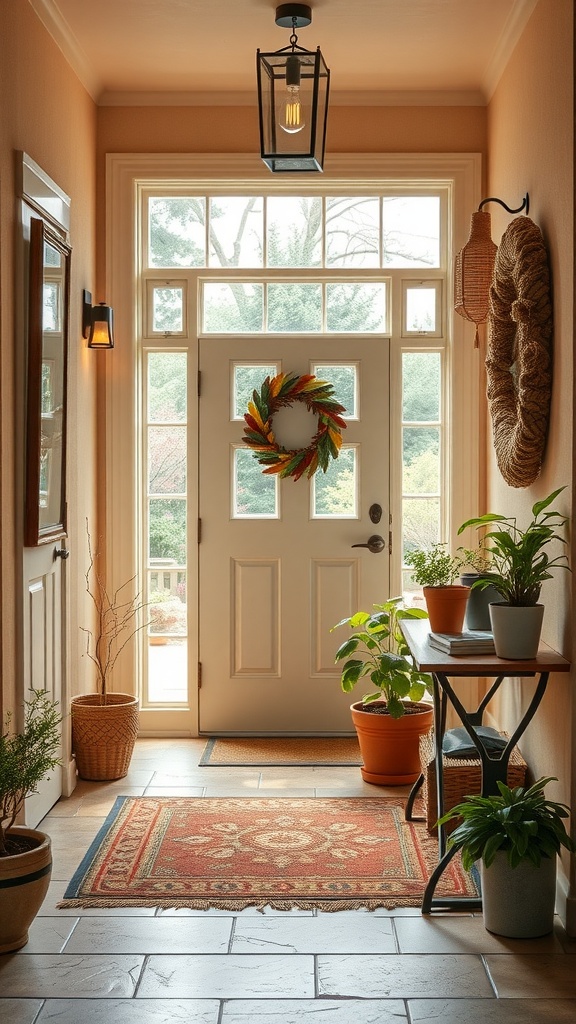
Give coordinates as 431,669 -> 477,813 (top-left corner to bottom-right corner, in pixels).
257,44 -> 330,172
88,303 -> 114,349
83,291 -> 114,349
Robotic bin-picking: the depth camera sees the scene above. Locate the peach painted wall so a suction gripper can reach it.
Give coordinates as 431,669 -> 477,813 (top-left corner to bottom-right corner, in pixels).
0,0 -> 98,717
486,0 -> 574,902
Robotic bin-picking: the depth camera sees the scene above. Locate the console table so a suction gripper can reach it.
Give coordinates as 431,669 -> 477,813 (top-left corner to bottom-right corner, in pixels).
399,617 -> 570,914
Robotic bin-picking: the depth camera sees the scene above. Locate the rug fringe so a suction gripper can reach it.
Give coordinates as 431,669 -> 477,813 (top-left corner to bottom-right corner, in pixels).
57,897 -> 422,912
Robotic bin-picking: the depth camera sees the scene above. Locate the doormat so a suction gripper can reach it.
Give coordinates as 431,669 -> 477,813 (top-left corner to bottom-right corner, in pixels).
199,736 -> 362,767
58,796 -> 477,911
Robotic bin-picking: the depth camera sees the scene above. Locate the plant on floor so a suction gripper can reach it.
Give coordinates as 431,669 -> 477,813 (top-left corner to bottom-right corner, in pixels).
438,776 -> 576,870
457,487 -> 570,607
332,598 -> 431,718
0,688 -> 61,857
81,520 -> 150,701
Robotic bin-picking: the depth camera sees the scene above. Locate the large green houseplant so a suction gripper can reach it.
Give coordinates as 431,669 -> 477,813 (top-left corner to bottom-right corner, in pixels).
404,543 -> 469,633
438,776 -> 576,937
0,688 -> 61,953
332,598 -> 433,785
457,487 -> 570,657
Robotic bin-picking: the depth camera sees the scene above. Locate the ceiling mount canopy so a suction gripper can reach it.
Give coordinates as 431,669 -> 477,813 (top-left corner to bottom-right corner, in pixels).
256,3 -> 330,173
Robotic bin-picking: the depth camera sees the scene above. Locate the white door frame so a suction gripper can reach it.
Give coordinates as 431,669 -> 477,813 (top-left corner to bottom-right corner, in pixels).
106,152 -> 482,736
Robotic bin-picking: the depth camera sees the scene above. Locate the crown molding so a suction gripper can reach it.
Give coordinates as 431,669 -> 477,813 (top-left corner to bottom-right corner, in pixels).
482,0 -> 539,100
29,0 -> 101,100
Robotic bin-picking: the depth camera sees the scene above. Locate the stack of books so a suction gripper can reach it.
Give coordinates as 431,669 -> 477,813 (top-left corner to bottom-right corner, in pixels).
428,630 -> 496,655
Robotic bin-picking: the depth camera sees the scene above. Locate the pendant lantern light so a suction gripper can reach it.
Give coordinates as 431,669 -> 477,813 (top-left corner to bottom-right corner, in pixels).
257,4 -> 330,172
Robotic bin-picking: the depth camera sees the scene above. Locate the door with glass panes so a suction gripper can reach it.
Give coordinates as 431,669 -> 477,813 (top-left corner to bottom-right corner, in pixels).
198,336 -> 390,733
141,189 -> 445,731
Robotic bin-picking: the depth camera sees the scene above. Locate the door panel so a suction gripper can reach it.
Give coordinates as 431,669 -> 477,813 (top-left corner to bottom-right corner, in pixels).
23,545 -> 64,825
198,337 -> 390,734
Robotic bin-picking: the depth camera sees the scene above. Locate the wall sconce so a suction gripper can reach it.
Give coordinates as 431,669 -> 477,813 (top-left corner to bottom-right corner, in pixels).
82,289 -> 114,349
257,4 -> 330,172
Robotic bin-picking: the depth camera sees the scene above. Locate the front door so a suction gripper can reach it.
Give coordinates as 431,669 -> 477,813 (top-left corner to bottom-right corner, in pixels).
22,544 -> 64,824
198,335 -> 390,734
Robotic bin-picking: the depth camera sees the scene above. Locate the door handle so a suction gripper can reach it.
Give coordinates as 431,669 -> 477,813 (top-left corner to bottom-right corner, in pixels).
54,548 -> 70,560
351,534 -> 386,554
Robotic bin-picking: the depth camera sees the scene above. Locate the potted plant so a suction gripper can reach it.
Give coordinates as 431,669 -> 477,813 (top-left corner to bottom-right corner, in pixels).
457,487 -> 570,658
0,688 -> 61,953
457,543 -> 500,631
438,776 -> 576,937
332,598 -> 433,785
71,522 -> 149,781
404,544 -> 469,633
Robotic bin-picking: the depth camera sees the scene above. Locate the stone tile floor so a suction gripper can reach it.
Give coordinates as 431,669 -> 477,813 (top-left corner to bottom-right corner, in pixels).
1,737 -> 575,1023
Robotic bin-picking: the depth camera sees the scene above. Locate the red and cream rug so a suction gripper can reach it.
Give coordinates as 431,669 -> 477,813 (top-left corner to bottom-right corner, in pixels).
59,796 -> 476,911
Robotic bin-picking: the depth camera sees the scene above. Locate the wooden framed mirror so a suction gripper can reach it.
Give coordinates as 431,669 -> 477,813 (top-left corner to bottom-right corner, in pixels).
25,216 -> 71,546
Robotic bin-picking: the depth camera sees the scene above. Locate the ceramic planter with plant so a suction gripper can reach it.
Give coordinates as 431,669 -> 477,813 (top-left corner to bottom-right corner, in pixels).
438,776 -> 576,937
404,544 -> 469,634
72,521 -> 149,781
0,689 -> 61,953
457,487 -> 570,658
457,544 -> 500,631
332,598 -> 433,785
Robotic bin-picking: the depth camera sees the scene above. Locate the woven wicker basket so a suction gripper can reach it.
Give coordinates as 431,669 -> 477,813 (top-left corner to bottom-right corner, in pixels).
420,731 -> 527,835
71,693 -> 139,781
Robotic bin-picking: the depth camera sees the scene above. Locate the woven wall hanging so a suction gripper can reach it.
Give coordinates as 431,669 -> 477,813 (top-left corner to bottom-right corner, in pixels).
485,215 -> 552,489
454,210 -> 497,347
455,194 -> 530,348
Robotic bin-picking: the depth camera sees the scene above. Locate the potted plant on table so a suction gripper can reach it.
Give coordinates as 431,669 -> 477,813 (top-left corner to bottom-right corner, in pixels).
0,689 -> 61,953
71,522 -> 149,781
457,543 -> 500,631
438,776 -> 576,937
332,598 -> 433,785
404,543 -> 469,634
457,487 -> 570,658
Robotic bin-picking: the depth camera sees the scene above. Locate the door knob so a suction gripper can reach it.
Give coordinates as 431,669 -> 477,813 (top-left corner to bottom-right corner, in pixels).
351,534 -> 386,554
54,548 -> 70,560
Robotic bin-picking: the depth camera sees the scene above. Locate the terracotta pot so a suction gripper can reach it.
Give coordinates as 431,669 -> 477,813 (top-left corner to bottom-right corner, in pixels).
71,692 -> 139,781
350,700 -> 433,785
0,827 -> 52,953
489,603 -> 545,659
423,585 -> 470,633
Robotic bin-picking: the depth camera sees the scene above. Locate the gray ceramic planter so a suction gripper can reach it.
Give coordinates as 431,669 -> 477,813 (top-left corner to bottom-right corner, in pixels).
481,850 -> 556,937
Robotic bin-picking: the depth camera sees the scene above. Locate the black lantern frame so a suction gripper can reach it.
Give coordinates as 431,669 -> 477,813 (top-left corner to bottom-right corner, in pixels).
257,40 -> 330,172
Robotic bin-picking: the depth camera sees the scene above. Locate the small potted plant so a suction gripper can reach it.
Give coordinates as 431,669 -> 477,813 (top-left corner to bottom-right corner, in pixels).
457,487 -> 570,658
404,543 -> 469,633
0,688 -> 61,953
332,598 -> 433,785
71,521 -> 149,781
438,776 -> 576,937
457,543 -> 500,631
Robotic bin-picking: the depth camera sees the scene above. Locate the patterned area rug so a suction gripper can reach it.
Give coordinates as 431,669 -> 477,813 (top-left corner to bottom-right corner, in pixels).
59,796 -> 477,911
199,736 -> 362,767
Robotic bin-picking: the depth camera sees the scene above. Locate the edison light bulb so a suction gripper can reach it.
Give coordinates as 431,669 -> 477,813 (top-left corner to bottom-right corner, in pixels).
279,54 -> 306,134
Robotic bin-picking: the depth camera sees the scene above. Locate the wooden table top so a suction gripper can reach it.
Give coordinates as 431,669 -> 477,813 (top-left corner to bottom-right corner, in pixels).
400,617 -> 571,676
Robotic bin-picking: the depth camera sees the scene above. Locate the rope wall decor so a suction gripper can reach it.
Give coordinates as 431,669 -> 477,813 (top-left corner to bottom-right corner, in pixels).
486,216 -> 552,488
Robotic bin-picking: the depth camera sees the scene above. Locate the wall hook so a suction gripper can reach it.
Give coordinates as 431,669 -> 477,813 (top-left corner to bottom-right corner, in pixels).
477,193 -> 529,215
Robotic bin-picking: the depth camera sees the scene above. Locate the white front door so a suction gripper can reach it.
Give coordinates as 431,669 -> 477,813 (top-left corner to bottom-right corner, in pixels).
198,335 -> 390,734
22,544 -> 65,825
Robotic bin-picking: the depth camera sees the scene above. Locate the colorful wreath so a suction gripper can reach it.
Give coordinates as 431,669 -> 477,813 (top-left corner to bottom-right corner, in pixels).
242,372 -> 347,481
